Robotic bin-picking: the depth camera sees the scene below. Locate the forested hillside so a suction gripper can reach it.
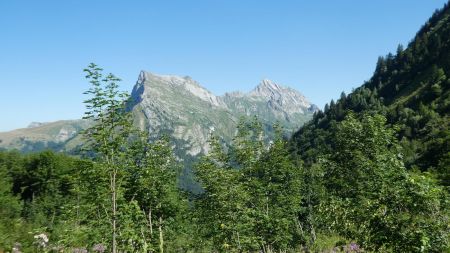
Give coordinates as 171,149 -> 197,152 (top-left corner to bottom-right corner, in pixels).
292,2 -> 450,189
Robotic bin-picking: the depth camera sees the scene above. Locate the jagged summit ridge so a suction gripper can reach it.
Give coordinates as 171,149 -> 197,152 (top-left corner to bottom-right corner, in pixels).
135,71 -> 316,114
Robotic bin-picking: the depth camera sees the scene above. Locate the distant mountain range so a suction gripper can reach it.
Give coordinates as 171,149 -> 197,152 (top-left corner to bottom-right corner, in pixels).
0,72 -> 317,189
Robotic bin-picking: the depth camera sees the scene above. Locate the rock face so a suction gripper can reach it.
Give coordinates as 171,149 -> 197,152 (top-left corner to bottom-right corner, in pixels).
130,71 -> 234,158
130,71 -> 317,158
249,79 -> 311,112
127,71 -> 317,190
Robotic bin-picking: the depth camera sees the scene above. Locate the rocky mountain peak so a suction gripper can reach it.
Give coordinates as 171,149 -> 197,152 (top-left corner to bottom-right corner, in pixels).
261,79 -> 282,90
247,79 -> 315,114
249,79 -> 281,97
133,71 -> 224,107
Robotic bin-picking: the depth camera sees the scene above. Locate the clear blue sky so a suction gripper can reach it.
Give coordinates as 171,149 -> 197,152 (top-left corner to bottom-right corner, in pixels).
0,0 -> 447,131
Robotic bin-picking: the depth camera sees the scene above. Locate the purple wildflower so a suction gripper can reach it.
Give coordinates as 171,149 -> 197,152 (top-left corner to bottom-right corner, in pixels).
349,242 -> 360,251
92,243 -> 107,253
72,248 -> 88,253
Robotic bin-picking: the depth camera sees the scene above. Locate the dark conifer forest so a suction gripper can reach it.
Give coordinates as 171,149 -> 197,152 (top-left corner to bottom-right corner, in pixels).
0,2 -> 449,253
